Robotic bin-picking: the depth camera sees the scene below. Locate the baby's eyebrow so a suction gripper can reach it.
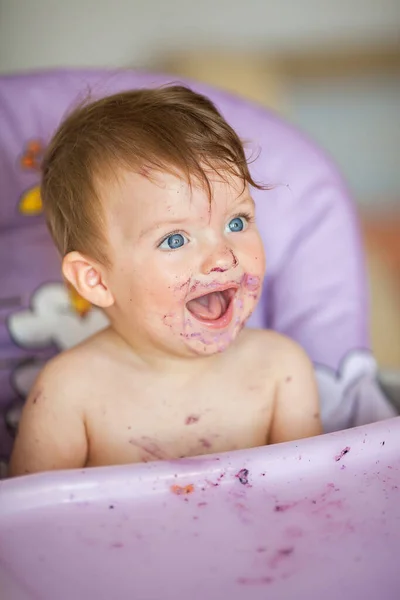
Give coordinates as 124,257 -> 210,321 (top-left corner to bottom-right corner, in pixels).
138,194 -> 254,239
230,193 -> 255,210
139,218 -> 189,239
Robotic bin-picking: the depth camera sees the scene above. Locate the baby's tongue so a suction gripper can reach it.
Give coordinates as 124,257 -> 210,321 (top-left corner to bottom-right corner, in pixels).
186,291 -> 227,320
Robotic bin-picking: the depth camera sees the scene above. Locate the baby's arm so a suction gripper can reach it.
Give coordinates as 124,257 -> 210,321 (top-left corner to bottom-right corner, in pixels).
9,361 -> 88,477
269,339 -> 322,444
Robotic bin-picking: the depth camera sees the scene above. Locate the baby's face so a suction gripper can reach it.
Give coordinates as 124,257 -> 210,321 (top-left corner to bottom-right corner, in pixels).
103,168 -> 265,358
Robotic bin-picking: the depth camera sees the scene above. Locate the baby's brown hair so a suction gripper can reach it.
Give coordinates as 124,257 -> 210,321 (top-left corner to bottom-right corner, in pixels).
41,85 -> 263,266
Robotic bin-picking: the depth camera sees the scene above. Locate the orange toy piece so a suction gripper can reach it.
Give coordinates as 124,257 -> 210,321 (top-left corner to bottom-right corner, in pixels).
67,284 -> 92,318
20,140 -> 45,171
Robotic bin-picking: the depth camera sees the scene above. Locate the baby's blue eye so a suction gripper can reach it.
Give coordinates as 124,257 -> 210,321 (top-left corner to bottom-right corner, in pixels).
159,233 -> 188,250
227,216 -> 246,233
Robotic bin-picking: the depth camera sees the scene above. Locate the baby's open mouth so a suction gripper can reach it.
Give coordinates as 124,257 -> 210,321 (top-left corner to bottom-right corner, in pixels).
186,288 -> 236,322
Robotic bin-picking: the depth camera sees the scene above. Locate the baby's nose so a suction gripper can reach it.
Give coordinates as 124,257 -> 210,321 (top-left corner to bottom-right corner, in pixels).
201,245 -> 238,275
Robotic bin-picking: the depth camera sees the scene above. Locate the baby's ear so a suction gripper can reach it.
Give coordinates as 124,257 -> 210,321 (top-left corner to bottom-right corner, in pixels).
62,251 -> 114,308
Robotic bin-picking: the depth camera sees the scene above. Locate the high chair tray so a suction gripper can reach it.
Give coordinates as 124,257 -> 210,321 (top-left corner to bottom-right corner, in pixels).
1,418 -> 400,600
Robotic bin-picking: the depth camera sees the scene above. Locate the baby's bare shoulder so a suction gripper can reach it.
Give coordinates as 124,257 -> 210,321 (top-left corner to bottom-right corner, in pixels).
239,329 -> 312,374
35,328 -> 114,400
239,327 -> 291,353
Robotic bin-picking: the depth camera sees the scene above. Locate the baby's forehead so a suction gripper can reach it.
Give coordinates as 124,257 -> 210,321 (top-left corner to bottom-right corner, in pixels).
101,167 -> 249,237
107,167 -> 245,208
134,167 -> 244,196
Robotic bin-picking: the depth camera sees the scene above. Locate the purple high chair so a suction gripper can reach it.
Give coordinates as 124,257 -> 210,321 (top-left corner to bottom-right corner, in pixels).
0,70 -> 399,600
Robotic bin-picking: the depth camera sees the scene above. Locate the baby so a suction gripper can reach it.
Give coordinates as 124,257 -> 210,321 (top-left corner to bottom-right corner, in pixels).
10,85 -> 321,476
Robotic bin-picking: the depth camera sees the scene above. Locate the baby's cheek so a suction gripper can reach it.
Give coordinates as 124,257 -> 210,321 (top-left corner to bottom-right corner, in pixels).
148,270 -> 191,313
254,233 -> 267,270
257,251 -> 267,277
246,239 -> 266,277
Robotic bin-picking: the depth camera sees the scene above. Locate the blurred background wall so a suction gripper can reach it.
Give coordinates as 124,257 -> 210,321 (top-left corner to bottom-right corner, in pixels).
1,0 -> 399,367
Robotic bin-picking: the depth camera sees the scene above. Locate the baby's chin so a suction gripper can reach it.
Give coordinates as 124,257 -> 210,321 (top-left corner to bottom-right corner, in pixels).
180,324 -> 245,356
160,309 -> 246,356
178,309 -> 250,356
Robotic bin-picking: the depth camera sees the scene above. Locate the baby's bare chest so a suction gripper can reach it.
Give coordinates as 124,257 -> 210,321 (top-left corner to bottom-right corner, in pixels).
84,363 -> 275,467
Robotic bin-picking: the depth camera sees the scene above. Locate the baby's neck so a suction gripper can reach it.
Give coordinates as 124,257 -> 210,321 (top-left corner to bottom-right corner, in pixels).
106,325 -> 224,376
